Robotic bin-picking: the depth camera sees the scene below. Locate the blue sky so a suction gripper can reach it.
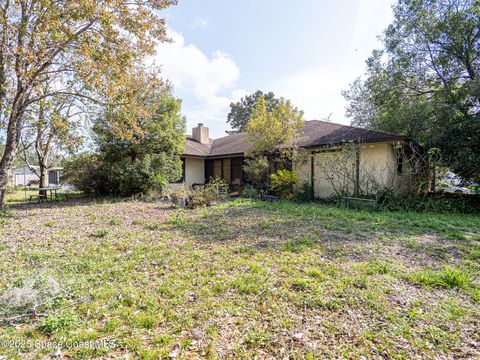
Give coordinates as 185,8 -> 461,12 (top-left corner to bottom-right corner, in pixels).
154,0 -> 395,137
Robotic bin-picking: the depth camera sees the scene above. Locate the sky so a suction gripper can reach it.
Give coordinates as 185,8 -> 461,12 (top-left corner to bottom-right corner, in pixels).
153,0 -> 396,137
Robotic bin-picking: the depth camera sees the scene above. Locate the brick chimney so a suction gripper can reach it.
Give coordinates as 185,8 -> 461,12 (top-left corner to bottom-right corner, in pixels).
192,123 -> 210,144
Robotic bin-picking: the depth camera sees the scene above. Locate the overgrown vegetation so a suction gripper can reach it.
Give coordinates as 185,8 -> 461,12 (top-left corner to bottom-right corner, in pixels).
170,177 -> 228,209
269,169 -> 300,199
343,0 -> 480,183
63,90 -> 185,197
0,198 -> 478,358
0,0 -> 178,209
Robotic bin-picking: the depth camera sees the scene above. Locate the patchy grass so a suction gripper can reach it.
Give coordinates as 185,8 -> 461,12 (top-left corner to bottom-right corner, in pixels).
5,188 -> 40,204
5,188 -> 83,205
0,198 -> 479,358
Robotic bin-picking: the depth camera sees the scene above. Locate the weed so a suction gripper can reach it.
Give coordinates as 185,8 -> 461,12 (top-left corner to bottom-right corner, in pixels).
90,229 -> 109,238
280,235 -> 316,253
368,260 -> 392,275
40,310 -> 78,334
411,266 -> 471,289
109,218 -> 121,226
168,212 -> 187,228
231,273 -> 265,294
146,222 -> 162,230
43,220 -> 55,227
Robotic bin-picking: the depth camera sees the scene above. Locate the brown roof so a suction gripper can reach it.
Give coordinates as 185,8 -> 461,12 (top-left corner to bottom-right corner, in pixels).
183,120 -> 406,158
296,120 -> 406,148
183,136 -> 212,157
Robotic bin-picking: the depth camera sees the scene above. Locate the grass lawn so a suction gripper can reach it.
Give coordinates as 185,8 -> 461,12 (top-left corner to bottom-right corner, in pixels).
0,198 -> 479,358
5,188 -> 83,205
5,188 -> 40,204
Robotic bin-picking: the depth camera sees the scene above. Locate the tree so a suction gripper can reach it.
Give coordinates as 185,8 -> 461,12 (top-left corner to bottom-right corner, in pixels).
95,78 -> 185,176
243,95 -> 304,189
20,90 -> 83,190
343,0 -> 480,182
245,95 -> 304,155
227,90 -> 283,133
76,78 -> 185,196
0,0 -> 177,208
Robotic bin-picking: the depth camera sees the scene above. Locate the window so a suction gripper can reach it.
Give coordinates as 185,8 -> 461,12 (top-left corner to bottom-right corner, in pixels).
397,154 -> 403,175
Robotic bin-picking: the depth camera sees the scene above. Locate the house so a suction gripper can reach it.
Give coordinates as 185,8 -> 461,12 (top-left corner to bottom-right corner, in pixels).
13,165 -> 63,187
181,121 -> 415,197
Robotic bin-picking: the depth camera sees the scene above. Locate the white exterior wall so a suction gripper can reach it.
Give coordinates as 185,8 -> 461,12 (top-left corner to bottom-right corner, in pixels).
359,143 -> 396,194
184,157 -> 205,187
14,166 -> 40,186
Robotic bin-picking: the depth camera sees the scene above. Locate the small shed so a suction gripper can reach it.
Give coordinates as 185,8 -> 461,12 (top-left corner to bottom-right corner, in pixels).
13,165 -> 63,186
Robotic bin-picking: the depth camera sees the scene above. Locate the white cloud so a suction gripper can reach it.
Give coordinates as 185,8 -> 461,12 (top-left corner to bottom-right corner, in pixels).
153,30 -> 245,136
189,16 -> 208,29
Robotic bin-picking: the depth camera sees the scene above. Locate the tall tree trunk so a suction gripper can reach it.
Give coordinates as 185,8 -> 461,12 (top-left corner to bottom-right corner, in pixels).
39,162 -> 49,192
0,111 -> 23,210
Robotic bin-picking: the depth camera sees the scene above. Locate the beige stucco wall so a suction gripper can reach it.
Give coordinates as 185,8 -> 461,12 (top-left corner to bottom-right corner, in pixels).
293,141 -> 409,198
359,142 -> 396,193
184,157 -> 205,187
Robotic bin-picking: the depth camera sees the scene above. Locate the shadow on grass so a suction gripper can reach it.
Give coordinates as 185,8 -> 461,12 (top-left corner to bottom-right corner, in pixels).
5,194 -> 162,213
173,199 -> 480,264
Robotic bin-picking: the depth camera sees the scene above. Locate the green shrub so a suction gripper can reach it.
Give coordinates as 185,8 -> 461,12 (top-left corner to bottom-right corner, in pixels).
375,187 -> 480,214
269,169 -> 300,199
62,153 -> 105,194
64,153 -> 176,197
170,178 -> 228,209
241,186 -> 257,199
243,157 -> 270,190
292,183 -> 314,202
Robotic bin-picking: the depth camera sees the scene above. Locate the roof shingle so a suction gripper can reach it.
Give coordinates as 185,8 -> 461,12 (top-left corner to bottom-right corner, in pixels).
183,120 -> 405,158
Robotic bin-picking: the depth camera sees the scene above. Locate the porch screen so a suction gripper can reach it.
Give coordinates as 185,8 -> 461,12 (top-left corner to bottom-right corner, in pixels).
231,157 -> 243,184
205,160 -> 214,181
214,160 -> 222,178
222,159 -> 231,183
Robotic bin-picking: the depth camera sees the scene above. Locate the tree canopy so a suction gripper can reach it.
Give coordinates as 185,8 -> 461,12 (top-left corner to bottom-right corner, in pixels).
0,0 -> 177,207
245,95 -> 304,155
227,90 -> 285,133
95,83 -> 186,184
65,82 -> 185,197
343,0 -> 480,182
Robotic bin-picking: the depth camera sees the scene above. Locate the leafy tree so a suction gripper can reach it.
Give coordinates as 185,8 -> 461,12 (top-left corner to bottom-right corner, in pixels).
75,84 -> 186,197
0,0 -> 177,208
243,95 -> 304,189
227,90 -> 283,133
19,89 -> 83,189
245,95 -> 304,154
343,0 -> 480,182
95,84 -> 185,183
